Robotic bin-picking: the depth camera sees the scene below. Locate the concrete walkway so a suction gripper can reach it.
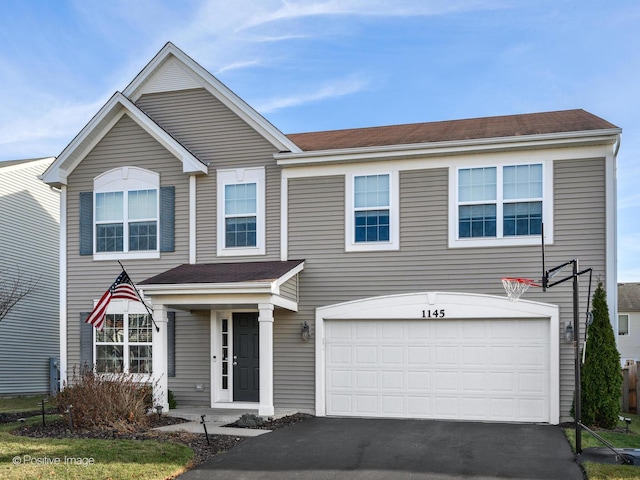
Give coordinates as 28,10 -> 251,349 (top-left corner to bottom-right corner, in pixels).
154,407 -> 296,437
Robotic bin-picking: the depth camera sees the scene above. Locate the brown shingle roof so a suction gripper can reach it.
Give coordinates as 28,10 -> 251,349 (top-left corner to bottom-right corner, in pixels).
140,260 -> 304,285
286,109 -> 618,152
619,283 -> 640,312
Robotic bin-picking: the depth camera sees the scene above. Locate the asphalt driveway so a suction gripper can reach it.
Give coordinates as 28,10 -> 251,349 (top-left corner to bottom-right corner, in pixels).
179,417 -> 583,479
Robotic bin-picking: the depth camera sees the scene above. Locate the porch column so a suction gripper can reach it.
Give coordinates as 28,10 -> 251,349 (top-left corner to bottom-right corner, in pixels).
152,303 -> 169,411
258,303 -> 274,416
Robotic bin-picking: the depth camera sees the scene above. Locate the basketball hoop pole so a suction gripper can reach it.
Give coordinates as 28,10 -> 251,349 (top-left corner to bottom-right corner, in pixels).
542,258 -> 592,456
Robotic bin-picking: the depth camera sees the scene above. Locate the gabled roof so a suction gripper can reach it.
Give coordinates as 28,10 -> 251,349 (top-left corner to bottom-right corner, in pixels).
40,92 -> 206,187
619,283 -> 640,312
286,109 -> 620,151
123,42 -> 301,154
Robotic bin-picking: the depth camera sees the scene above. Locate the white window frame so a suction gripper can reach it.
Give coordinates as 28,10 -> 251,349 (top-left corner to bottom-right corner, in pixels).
94,299 -> 153,379
217,167 -> 266,256
448,160 -> 553,248
618,314 -> 630,336
345,170 -> 399,252
93,167 -> 160,260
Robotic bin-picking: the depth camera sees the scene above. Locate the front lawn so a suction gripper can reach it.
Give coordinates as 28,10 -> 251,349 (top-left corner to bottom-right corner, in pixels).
0,415 -> 194,480
564,413 -> 640,480
0,395 -> 50,414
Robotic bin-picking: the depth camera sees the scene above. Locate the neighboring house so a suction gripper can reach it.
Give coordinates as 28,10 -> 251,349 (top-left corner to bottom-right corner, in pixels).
0,157 -> 60,395
618,283 -> 640,365
41,42 -> 620,425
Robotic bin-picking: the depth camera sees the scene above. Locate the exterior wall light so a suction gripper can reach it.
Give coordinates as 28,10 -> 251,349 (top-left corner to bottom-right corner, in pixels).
301,322 -> 310,341
564,321 -> 574,343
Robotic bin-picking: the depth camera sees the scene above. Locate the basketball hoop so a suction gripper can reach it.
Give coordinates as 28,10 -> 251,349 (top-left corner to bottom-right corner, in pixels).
501,277 -> 538,302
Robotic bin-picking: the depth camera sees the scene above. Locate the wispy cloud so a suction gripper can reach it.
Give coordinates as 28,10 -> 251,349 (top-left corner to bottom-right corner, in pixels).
254,76 -> 368,113
240,0 -> 503,30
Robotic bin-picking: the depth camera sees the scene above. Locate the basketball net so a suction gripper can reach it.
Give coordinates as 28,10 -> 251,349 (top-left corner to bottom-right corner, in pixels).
501,278 -> 536,302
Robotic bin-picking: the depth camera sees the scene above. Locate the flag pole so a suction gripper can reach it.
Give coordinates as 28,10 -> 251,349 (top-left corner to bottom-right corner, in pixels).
117,261 -> 160,332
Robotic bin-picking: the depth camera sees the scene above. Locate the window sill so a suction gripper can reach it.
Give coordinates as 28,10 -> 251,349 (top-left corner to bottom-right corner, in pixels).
448,236 -> 548,249
93,251 -> 161,261
345,241 -> 400,252
217,246 -> 266,257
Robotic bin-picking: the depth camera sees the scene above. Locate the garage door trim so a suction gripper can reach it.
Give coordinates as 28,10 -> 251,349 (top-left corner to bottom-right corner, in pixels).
315,291 -> 559,424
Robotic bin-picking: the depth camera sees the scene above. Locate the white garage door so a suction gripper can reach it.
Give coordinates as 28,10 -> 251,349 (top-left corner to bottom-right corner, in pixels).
325,318 -> 550,422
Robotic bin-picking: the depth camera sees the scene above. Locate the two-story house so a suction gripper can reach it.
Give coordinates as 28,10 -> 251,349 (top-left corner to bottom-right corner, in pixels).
41,43 -> 620,424
1,157 -> 60,396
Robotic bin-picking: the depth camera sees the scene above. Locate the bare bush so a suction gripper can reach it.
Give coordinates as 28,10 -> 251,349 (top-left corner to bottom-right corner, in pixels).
56,365 -> 156,431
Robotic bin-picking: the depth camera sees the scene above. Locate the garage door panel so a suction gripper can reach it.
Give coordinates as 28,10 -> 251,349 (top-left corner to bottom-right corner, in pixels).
325,318 -> 550,422
356,346 -> 377,364
435,346 -> 457,365
382,346 -> 403,364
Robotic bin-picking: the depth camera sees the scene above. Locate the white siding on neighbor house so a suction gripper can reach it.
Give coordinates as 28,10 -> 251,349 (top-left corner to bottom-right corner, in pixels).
618,312 -> 640,363
284,156 -> 607,420
0,159 -> 60,395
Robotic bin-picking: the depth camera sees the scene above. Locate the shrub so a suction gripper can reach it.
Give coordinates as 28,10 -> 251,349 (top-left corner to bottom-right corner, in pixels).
56,365 -> 156,431
168,389 -> 177,409
579,281 -> 622,428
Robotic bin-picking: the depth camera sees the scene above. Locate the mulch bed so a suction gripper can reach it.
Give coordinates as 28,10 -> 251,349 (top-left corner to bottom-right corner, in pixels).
4,411 -> 312,469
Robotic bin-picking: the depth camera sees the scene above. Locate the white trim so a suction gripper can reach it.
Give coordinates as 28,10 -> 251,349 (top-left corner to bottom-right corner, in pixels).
448,161 -> 553,248
189,174 -> 197,264
40,92 -> 207,187
275,129 -> 621,167
606,138 -> 619,335
93,166 -> 160,259
280,174 -> 288,261
258,304 -> 275,416
315,291 -> 560,424
345,171 -> 399,252
59,185 -> 68,389
216,167 -> 266,257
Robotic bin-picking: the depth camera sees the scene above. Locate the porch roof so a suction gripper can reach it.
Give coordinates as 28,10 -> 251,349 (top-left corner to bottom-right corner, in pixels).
138,260 -> 304,312
140,260 -> 304,285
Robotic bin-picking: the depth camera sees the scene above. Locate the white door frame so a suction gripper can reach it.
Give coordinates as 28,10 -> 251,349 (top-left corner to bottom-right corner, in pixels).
315,291 -> 560,424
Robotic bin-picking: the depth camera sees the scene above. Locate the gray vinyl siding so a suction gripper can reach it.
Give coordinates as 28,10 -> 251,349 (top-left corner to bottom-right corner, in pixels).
280,275 -> 298,303
0,159 -> 59,395
285,157 -> 607,418
135,88 -> 282,262
167,310 -> 211,405
65,114 -> 191,374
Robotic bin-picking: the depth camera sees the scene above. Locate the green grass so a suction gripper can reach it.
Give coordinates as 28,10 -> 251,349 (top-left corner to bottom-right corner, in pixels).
0,415 -> 195,479
564,413 -> 640,479
0,395 -> 51,414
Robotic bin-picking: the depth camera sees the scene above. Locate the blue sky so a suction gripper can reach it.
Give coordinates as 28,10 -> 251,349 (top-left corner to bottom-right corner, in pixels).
1,0 -> 638,281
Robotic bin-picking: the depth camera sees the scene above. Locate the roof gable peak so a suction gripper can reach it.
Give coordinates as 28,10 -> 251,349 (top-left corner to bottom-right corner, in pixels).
124,42 -> 301,153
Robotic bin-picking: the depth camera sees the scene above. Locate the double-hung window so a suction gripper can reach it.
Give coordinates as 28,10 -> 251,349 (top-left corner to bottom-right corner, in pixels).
93,167 -> 160,259
450,162 -> 550,247
95,312 -> 153,374
346,172 -> 399,251
217,167 -> 265,256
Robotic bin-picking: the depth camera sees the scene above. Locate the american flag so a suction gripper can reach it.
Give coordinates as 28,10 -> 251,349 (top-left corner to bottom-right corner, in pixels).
86,271 -> 141,330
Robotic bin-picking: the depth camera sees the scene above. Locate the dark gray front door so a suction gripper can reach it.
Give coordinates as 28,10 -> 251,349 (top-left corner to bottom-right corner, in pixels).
233,312 -> 259,402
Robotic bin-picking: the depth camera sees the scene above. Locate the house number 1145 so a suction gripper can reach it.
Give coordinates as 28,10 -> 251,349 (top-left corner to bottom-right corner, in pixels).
422,309 -> 445,318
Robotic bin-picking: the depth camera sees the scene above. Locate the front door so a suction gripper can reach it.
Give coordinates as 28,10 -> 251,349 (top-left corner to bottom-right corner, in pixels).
232,313 -> 259,402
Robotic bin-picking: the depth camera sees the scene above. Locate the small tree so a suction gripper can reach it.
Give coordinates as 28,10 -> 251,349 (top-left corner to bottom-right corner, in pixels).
580,281 -> 622,428
0,268 -> 38,322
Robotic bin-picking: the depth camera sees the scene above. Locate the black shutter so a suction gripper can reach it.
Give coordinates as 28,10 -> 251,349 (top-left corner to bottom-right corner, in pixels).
79,192 -> 93,255
160,186 -> 175,252
80,313 -> 93,367
167,311 -> 176,377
